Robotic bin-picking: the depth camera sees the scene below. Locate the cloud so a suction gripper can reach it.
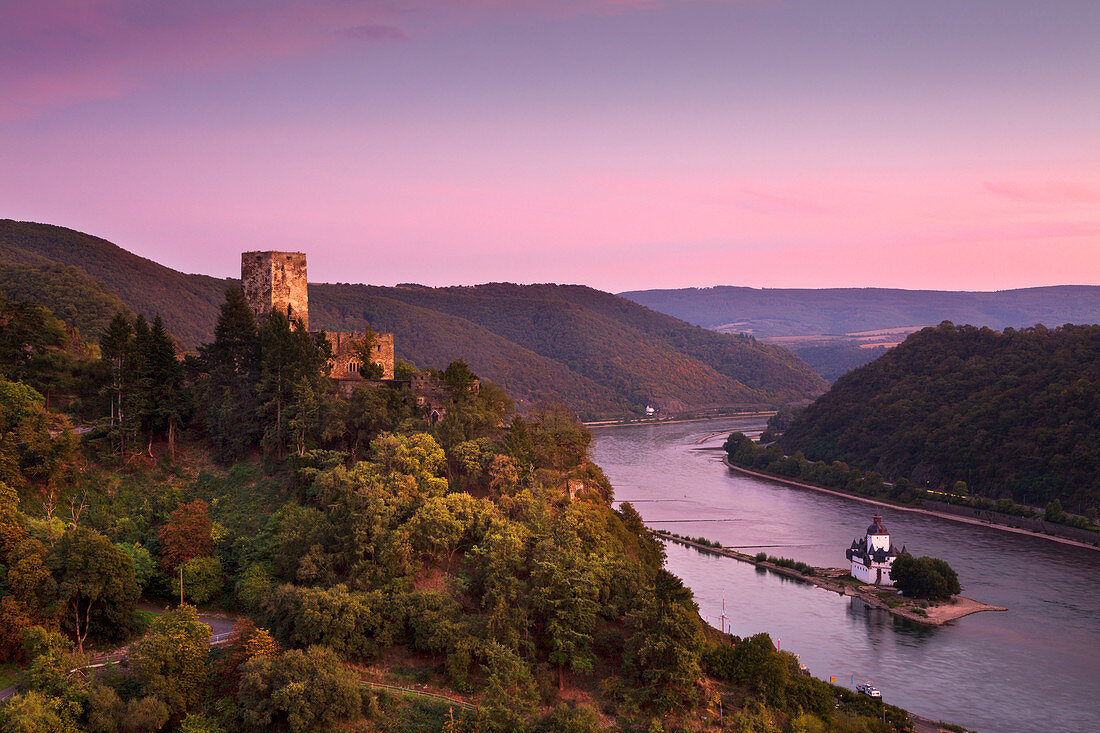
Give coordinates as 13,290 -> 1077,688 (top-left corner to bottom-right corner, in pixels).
0,0 -> 408,121
984,180 -> 1100,205
0,0 -> 707,121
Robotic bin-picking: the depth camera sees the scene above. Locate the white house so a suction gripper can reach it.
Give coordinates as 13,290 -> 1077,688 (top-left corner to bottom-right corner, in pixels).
845,515 -> 903,585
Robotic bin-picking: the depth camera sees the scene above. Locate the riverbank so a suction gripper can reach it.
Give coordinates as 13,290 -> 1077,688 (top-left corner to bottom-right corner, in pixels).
585,411 -> 775,429
655,531 -> 1006,627
724,460 -> 1100,552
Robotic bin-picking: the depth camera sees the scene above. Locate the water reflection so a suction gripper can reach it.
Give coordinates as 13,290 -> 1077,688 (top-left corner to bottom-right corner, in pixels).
592,418 -> 1100,733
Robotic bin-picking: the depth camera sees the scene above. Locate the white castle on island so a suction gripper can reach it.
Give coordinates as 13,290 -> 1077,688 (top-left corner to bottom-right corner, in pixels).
846,515 -> 903,586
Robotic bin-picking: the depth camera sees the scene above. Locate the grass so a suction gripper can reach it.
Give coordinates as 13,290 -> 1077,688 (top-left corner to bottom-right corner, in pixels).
0,662 -> 23,690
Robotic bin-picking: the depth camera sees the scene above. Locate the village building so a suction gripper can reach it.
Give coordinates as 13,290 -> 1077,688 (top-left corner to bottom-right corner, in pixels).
846,515 -> 903,585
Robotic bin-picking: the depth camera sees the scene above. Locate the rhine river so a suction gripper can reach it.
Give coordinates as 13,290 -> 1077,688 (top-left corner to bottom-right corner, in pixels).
591,417 -> 1100,733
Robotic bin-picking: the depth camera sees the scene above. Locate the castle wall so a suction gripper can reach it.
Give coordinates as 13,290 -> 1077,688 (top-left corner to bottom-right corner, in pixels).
240,250 -> 396,388
327,331 -> 395,381
241,251 -> 309,330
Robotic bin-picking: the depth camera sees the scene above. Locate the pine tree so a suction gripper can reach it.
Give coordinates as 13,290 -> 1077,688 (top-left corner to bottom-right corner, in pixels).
99,312 -> 133,432
258,311 -> 331,460
195,287 -> 261,462
137,315 -> 185,459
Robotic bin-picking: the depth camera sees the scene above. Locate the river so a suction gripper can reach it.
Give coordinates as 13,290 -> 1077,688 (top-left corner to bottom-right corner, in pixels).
590,417 -> 1100,733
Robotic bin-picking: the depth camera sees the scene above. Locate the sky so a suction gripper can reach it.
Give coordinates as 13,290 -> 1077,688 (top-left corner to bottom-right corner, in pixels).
2,0 -> 1099,291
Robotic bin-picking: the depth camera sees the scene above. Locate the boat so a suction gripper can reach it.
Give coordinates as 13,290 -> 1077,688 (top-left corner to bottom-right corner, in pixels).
856,681 -> 882,699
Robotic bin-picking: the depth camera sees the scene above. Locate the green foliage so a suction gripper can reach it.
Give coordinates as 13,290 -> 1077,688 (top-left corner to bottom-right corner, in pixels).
0,689 -> 83,732
49,526 -> 139,653
533,703 -> 600,733
623,570 -> 704,712
781,322 -> 1100,513
890,554 -> 961,601
114,542 -> 155,593
129,604 -> 211,716
235,563 -> 275,613
264,584 -> 390,660
235,645 -> 363,732
182,555 -> 224,604
179,713 -> 226,733
192,287 -> 262,462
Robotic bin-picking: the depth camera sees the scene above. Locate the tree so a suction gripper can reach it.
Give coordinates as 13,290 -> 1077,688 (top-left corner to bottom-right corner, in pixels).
181,555 -> 224,604
623,570 -> 704,711
258,310 -> 331,460
49,527 -> 139,653
890,553 -> 961,601
136,315 -> 186,458
0,299 -> 70,402
115,542 -> 155,592
0,689 -> 83,732
194,287 -> 261,462
130,604 -> 211,716
479,641 -> 538,726
99,311 -> 134,449
236,645 -> 363,733
217,618 -> 280,697
158,499 -> 215,571
352,328 -> 385,379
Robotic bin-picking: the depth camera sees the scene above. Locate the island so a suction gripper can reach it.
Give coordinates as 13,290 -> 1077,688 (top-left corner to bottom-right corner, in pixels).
655,523 -> 1007,627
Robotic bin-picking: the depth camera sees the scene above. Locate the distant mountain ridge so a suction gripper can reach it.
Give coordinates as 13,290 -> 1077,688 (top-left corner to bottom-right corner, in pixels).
0,219 -> 826,417
620,285 -> 1100,337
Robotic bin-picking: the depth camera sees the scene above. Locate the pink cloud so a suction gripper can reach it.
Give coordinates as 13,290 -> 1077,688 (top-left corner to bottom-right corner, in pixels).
0,0 -> 713,121
0,0 -> 408,120
984,180 -> 1100,205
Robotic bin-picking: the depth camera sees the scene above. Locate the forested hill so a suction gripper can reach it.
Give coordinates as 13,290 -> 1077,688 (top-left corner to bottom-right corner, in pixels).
0,219 -> 826,416
0,220 -> 231,345
780,322 -> 1100,512
620,285 -> 1100,336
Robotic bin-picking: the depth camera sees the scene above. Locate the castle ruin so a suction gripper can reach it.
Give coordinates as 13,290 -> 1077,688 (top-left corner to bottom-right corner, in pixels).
241,251 -> 395,389
241,251 -> 309,331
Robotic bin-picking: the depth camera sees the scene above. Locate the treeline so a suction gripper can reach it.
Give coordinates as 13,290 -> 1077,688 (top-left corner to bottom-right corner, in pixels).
725,433 -> 1097,533
779,322 -> 1100,514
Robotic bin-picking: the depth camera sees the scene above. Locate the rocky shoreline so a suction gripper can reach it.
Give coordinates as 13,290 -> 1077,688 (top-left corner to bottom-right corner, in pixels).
655,532 -> 1006,627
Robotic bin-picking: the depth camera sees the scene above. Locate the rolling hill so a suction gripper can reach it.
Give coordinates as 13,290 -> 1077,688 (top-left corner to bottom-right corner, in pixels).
0,219 -> 826,417
620,285 -> 1100,336
780,322 -> 1100,512
621,285 -> 1100,381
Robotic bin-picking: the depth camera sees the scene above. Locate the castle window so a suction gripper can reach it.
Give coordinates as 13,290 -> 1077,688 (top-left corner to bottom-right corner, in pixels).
348,361 -> 362,374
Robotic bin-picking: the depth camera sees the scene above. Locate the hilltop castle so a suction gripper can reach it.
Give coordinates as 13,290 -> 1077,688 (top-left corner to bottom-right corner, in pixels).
241,251 -> 395,391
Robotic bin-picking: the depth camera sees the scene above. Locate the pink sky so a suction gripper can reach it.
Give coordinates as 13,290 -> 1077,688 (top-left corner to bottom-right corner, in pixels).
2,0 -> 1098,290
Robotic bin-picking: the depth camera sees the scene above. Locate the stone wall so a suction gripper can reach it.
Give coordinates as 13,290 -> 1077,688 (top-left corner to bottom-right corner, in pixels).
241,251 -> 309,330
328,331 -> 395,383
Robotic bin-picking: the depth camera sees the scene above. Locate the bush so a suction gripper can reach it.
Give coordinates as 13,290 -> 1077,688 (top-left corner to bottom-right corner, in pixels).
890,553 -> 960,601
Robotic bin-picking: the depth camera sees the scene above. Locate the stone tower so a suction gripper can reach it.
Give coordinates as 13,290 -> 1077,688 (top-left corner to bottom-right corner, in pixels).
241,251 -> 309,330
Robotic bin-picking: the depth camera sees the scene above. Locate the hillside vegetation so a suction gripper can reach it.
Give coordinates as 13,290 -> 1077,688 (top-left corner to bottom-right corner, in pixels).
0,220 -> 825,417
0,296 -> 912,732
780,322 -> 1100,513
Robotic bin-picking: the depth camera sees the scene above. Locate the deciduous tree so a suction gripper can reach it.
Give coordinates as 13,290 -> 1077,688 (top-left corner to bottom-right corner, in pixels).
49,527 -> 138,653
